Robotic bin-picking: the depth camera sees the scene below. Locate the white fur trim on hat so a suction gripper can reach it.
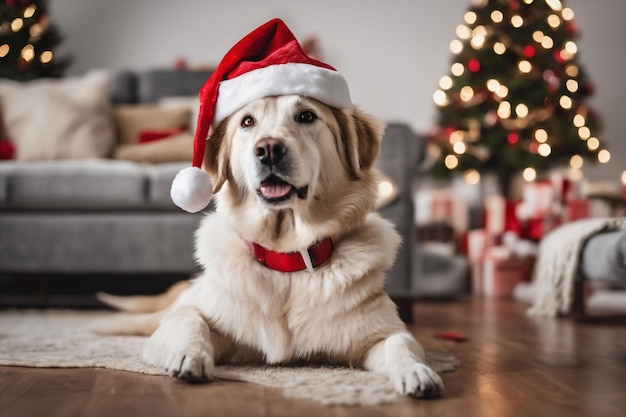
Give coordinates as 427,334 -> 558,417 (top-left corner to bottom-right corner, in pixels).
214,63 -> 352,125
170,167 -> 213,213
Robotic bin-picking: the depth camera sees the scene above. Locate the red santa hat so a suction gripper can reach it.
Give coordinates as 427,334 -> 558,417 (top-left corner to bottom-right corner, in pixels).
171,18 -> 353,213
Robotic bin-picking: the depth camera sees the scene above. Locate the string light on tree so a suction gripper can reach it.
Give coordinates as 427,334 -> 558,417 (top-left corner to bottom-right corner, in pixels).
439,75 -> 453,90
523,167 -> 537,182
515,103 -> 529,117
511,15 -> 524,28
547,14 -> 561,28
573,114 -> 586,127
570,155 -> 583,169
597,149 -> 611,164
535,129 -> 548,143
451,62 -> 465,76
445,154 -> 459,169
464,169 -> 481,185
491,10 -> 503,23
587,137 -> 600,151
493,42 -> 506,55
578,126 -> 591,140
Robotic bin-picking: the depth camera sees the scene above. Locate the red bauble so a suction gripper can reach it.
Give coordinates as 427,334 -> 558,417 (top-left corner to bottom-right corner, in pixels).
554,50 -> 566,63
584,83 -> 595,95
509,0 -> 520,11
444,125 -> 456,136
507,132 -> 519,145
523,45 -> 536,58
547,80 -> 558,94
468,58 -> 481,73
566,21 -> 578,36
17,57 -> 29,71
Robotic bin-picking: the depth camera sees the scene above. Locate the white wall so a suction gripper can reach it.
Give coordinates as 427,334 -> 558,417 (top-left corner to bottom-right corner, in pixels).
51,0 -> 626,183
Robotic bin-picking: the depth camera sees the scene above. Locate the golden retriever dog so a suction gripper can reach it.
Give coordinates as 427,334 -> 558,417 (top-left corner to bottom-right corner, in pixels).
98,94 -> 443,398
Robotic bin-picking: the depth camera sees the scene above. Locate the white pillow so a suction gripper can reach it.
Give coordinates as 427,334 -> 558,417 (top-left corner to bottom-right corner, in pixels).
0,71 -> 116,161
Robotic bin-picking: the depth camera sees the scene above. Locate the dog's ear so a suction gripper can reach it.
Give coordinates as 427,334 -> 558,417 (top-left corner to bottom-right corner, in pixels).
352,108 -> 385,172
203,117 -> 231,193
333,107 -> 385,178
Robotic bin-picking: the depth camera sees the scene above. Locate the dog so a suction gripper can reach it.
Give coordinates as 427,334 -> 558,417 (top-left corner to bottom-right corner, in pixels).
97,94 -> 444,398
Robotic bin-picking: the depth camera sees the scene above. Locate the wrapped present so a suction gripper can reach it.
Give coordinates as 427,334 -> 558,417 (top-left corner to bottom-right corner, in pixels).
467,229 -> 488,262
482,246 -> 535,298
415,189 -> 454,225
517,180 -> 554,221
484,196 -> 521,236
550,170 -> 579,203
469,232 -> 537,297
564,199 -> 590,222
415,188 -> 469,240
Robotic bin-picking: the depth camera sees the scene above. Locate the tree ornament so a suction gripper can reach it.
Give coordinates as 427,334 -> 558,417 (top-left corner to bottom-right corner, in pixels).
468,58 -> 481,72
523,45 -> 536,58
484,110 -> 498,127
566,21 -> 578,36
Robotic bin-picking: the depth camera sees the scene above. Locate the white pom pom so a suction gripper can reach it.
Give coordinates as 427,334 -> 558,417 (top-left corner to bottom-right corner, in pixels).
170,167 -> 213,213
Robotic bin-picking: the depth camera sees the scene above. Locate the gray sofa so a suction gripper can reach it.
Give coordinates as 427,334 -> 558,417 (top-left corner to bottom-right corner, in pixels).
0,70 -> 427,318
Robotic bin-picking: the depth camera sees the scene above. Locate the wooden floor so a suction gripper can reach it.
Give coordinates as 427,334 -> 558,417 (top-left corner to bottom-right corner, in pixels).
1,298 -> 625,417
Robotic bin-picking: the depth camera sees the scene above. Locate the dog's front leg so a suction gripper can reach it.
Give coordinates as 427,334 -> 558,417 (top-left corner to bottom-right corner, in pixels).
143,306 -> 215,381
363,331 -> 444,398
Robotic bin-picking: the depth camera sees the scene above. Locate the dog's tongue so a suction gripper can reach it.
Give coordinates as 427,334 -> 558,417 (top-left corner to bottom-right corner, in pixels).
260,183 -> 292,199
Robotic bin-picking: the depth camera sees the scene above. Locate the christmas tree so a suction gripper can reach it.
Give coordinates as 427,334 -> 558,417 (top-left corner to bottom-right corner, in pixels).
428,0 -> 606,196
0,0 -> 70,81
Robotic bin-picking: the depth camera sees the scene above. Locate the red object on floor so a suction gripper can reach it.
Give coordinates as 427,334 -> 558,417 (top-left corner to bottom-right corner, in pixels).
434,331 -> 469,342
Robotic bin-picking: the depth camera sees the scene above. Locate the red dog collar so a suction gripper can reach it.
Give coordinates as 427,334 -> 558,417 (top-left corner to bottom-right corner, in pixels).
249,238 -> 333,273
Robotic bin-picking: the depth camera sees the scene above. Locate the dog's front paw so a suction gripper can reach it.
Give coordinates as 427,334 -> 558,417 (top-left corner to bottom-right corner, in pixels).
142,309 -> 215,382
163,348 -> 215,382
392,362 -> 444,399
144,341 -> 215,382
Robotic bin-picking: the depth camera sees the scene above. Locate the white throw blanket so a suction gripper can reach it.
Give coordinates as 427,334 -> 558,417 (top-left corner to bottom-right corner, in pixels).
526,217 -> 626,317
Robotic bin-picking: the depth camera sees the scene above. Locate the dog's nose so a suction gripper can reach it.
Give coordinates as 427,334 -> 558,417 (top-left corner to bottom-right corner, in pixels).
255,138 -> 287,166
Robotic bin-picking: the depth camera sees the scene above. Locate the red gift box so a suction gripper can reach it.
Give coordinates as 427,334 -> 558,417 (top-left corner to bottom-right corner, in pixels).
564,199 -> 589,222
482,247 -> 535,298
484,196 -> 521,236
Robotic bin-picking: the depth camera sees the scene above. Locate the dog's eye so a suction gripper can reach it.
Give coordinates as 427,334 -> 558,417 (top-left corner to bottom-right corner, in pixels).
297,110 -> 317,124
241,115 -> 255,128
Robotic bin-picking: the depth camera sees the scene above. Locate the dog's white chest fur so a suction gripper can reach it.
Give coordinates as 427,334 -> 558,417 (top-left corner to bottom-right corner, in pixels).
172,211 -> 403,363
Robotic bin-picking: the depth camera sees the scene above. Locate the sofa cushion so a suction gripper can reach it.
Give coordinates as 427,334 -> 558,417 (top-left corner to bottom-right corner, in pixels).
113,132 -> 193,164
0,160 -> 147,210
0,71 -> 116,161
114,105 -> 191,145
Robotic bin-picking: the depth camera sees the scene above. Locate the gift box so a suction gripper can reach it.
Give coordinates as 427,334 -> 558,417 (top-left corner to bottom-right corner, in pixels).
415,189 -> 454,225
564,199 -> 590,222
483,196 -> 522,237
482,247 -> 535,298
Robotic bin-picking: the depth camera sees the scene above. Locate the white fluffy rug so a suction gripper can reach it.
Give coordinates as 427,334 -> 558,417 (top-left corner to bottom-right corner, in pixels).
0,310 -> 458,406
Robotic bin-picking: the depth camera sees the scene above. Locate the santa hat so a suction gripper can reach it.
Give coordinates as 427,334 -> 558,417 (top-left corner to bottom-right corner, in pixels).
171,18 -> 353,213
